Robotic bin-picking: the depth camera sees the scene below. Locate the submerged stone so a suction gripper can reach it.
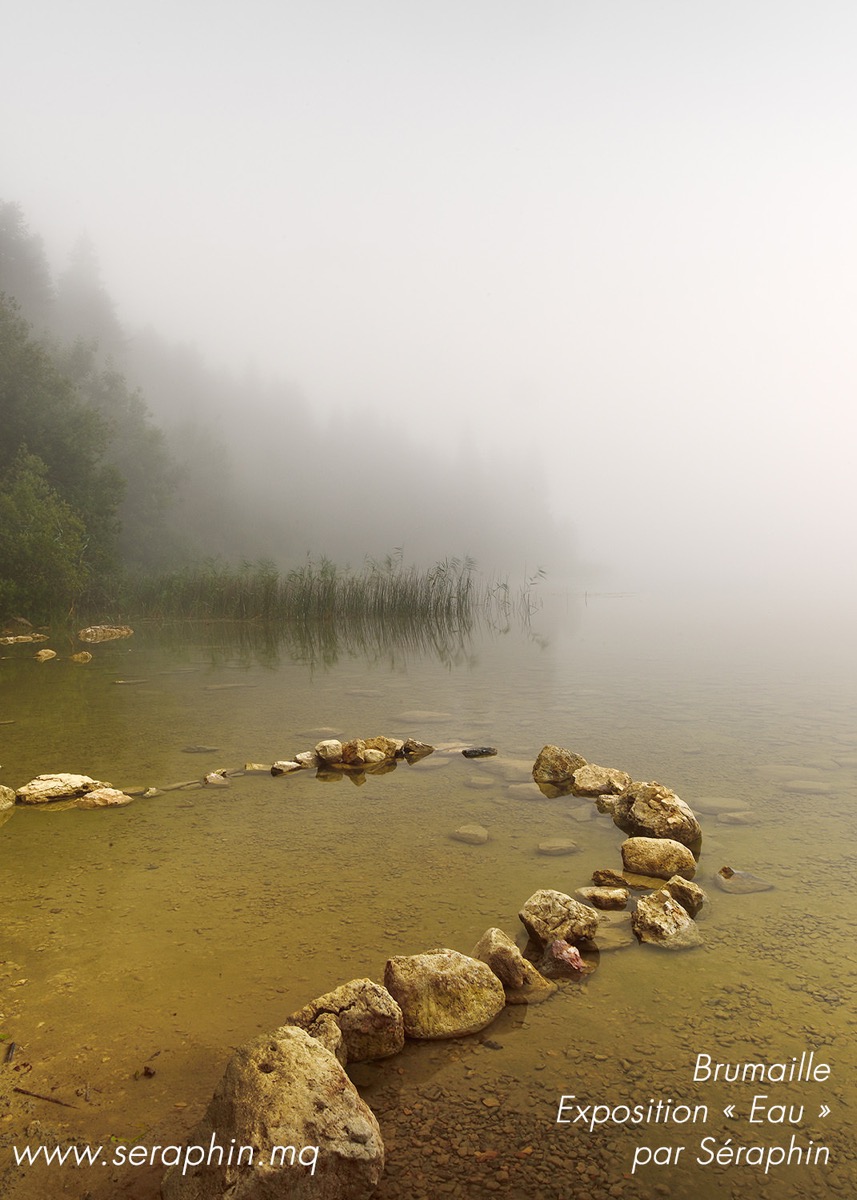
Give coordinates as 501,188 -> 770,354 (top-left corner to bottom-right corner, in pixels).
537,838 -> 578,856
591,910 -> 636,952
716,865 -> 774,894
575,886 -> 628,910
450,824 -> 489,845
509,781 -> 548,800
693,795 -> 749,815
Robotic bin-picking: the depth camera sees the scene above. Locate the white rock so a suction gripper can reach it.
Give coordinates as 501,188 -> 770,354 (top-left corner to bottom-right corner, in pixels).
16,774 -> 111,805
295,751 -> 321,768
315,739 -> 344,764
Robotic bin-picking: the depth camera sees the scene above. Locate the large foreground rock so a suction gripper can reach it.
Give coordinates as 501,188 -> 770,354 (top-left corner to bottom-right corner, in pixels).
621,837 -> 697,880
632,889 -> 704,950
471,928 -> 557,1004
518,889 -> 599,946
161,1026 -> 383,1200
384,948 -> 505,1038
286,978 -> 404,1063
16,774 -> 111,804
612,781 -> 702,846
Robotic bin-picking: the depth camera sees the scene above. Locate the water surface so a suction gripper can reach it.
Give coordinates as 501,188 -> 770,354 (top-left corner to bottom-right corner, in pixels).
2,592 -> 855,1199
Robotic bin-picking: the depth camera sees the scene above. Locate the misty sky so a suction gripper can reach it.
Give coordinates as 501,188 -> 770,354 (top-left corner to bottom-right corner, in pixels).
5,1 -> 856,592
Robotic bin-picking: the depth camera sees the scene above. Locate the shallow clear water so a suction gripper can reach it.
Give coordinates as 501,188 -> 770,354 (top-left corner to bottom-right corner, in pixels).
1,593 -> 855,1199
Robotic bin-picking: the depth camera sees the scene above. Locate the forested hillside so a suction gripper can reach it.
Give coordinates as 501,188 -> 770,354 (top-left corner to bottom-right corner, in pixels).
0,200 -> 568,619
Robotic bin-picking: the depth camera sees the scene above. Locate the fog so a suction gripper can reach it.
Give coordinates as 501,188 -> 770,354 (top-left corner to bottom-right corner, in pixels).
4,1 -> 856,596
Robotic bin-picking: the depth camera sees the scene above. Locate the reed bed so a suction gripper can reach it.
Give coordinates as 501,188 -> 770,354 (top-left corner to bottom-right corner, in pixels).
121,555 -> 483,626
84,556 -> 543,669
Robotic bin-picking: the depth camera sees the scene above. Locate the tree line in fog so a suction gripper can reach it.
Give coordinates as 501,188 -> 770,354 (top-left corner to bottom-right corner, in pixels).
0,200 -> 570,619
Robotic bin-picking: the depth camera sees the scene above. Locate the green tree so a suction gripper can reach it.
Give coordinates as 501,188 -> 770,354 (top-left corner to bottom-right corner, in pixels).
54,340 -> 184,569
0,449 -> 90,619
0,296 -> 124,580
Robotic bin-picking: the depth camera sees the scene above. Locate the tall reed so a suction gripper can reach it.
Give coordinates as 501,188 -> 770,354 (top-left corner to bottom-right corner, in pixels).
120,554 -> 483,625
93,554 -> 543,668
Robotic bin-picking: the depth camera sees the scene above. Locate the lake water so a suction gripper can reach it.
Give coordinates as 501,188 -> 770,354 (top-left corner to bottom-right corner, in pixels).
1,591 -> 855,1200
